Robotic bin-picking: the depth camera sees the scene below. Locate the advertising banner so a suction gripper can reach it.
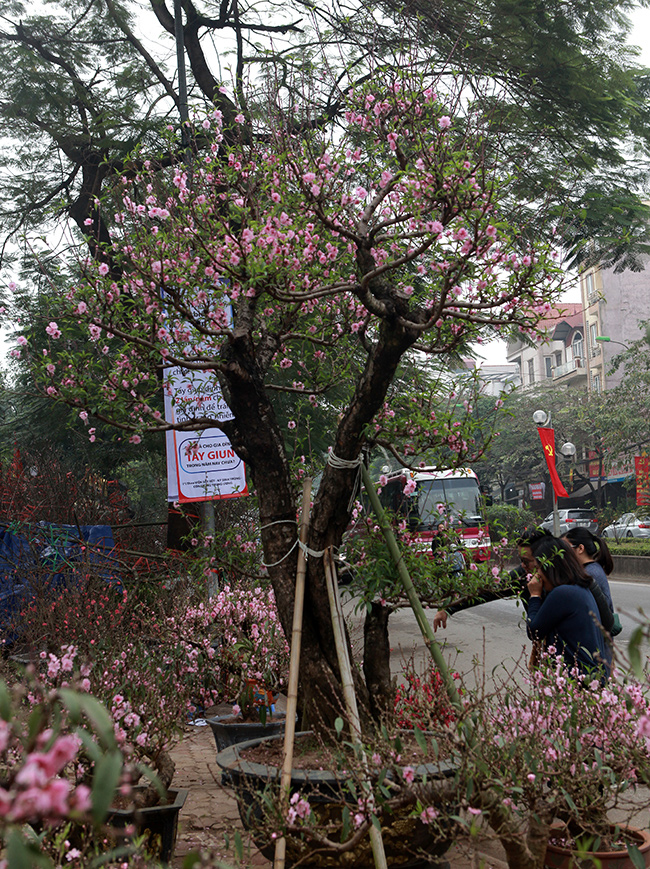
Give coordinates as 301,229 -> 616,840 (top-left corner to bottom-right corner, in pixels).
635,455 -> 650,507
529,482 -> 546,500
536,427 -> 568,498
164,366 -> 248,503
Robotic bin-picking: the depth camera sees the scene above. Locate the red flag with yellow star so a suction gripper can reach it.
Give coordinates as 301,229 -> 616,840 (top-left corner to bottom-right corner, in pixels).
537,427 -> 568,498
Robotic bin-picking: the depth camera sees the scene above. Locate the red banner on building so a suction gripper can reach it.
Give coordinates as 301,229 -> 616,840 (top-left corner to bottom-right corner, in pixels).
537,427 -> 568,498
635,456 -> 650,507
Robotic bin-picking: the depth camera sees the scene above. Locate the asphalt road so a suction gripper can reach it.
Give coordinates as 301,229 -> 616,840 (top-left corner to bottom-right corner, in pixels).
347,576 -> 650,685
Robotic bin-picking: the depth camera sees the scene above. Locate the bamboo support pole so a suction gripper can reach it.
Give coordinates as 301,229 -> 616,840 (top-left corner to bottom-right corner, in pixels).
360,464 -> 463,714
324,548 -> 388,869
273,477 -> 312,869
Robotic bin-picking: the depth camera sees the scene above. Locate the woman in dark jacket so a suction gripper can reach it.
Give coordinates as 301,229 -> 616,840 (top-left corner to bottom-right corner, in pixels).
521,531 -> 610,681
433,528 -> 614,639
562,527 -> 616,615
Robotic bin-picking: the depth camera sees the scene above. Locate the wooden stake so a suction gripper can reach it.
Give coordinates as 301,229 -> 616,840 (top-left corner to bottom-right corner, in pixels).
324,547 -> 388,869
273,477 -> 312,869
360,464 -> 464,714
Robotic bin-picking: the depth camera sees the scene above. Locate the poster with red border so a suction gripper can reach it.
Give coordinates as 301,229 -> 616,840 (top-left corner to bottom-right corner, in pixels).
163,367 -> 248,503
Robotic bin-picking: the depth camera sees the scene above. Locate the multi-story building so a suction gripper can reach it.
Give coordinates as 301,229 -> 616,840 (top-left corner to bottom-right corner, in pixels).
505,303 -> 587,389
579,259 -> 650,392
474,363 -> 521,395
501,263 -> 650,510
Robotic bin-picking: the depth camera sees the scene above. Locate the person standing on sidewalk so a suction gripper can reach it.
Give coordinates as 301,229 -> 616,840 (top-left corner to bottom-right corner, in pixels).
522,532 -> 610,681
562,527 -> 621,636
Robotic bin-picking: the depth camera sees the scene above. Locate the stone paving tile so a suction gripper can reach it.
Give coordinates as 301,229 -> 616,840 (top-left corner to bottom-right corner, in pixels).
169,723 -> 268,867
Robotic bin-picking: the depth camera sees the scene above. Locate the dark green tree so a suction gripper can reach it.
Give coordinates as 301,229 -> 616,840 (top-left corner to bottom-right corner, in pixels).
0,0 -> 649,275
475,383 -> 614,510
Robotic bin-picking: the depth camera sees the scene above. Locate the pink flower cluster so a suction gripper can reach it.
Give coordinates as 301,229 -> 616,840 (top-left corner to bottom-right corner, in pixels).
286,791 -> 311,824
183,584 -> 289,698
0,725 -> 91,824
33,624 -> 222,761
26,72 -> 562,445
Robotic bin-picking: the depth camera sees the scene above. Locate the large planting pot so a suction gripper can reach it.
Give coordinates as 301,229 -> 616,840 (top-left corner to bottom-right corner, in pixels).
107,786 -> 188,863
216,731 -> 457,868
207,712 -> 291,753
544,824 -> 650,869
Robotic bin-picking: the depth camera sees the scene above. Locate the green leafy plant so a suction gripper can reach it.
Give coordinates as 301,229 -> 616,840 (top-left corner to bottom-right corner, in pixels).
482,504 -> 538,544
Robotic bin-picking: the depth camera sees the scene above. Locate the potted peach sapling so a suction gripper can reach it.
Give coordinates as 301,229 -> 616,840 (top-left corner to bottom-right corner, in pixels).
16,53 -> 570,863
191,582 -> 291,751
1,581 -> 230,862
215,607 -> 650,869
445,649 -> 650,869
0,674 -> 131,867
21,640 -> 194,861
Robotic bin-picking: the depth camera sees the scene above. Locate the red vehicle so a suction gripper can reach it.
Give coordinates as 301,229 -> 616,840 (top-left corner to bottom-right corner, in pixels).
376,467 -> 490,561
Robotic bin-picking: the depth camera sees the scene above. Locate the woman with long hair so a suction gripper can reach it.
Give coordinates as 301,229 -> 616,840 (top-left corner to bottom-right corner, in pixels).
520,531 -> 610,681
562,526 -> 615,614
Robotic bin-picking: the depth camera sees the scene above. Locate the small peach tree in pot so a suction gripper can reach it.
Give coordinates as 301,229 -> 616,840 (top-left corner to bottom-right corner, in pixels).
1,569 -> 225,808
442,650 -> 650,869
0,675 -> 130,867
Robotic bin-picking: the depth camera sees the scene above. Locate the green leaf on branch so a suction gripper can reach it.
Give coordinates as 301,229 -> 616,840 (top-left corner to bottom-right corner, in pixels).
628,626 -> 645,679
628,844 -> 645,869
135,762 -> 165,799
5,830 -> 52,869
91,750 -> 123,824
414,725 -> 427,753
0,680 -> 11,721
60,689 -> 117,748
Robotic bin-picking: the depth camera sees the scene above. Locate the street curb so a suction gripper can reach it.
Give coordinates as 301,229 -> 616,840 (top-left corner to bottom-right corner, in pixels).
612,555 -> 650,583
610,575 -> 650,585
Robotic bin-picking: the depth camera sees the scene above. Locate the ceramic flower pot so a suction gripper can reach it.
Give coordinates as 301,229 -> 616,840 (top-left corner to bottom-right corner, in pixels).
544,824 -> 650,869
107,786 -> 188,863
216,731 -> 457,868
207,712 -> 291,753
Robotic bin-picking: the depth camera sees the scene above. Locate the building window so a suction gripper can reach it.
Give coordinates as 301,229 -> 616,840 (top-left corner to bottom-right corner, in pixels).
572,331 -> 584,362
544,356 -> 553,378
527,359 -> 535,383
590,323 -> 600,356
584,272 -> 596,300
555,351 -> 562,367
592,373 -> 601,394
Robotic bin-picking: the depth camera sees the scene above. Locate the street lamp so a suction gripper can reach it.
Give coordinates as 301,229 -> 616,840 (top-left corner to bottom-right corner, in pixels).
533,409 -> 576,536
595,335 -> 630,350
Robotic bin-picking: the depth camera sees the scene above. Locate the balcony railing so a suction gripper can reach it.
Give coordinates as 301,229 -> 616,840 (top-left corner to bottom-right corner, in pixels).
554,357 -> 586,378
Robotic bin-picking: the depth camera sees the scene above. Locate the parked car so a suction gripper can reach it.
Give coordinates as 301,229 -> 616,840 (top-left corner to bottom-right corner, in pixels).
539,508 -> 598,536
601,512 -> 650,539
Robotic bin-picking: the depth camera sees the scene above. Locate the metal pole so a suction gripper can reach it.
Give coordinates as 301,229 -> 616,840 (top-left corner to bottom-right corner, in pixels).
198,501 -> 217,595
553,489 -> 560,536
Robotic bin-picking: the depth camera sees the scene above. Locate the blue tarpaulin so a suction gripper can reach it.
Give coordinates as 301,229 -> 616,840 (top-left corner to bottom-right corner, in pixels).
0,522 -> 122,643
